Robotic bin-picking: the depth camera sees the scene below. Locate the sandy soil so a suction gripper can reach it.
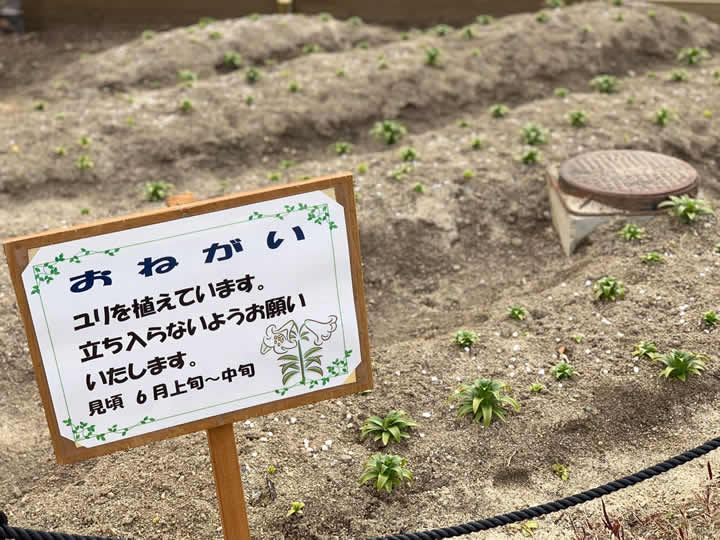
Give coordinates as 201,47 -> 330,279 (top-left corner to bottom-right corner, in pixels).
1,2 -> 719,539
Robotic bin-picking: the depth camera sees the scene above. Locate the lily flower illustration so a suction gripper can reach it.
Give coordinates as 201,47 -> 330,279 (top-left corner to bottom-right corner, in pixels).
260,320 -> 298,355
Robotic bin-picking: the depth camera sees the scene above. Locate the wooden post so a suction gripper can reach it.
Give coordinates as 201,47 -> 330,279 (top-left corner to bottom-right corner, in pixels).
166,192 -> 251,540
207,423 -> 252,540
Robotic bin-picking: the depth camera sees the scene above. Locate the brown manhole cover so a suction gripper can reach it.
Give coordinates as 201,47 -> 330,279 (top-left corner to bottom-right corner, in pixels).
558,150 -> 698,211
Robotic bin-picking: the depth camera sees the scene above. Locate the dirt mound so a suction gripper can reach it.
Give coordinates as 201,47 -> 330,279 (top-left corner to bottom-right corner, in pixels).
1,2 -> 720,539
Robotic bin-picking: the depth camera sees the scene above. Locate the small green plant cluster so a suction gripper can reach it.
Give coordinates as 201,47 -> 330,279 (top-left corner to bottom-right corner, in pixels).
521,123 -> 548,146
619,223 -> 645,241
702,311 -> 718,327
658,195 -> 713,223
589,75 -> 619,93
462,169 -> 474,180
654,350 -> 708,381
288,81 -> 300,93
677,47 -> 710,65
400,147 -> 419,162
178,70 -> 198,86
552,463 -> 570,480
593,277 -> 625,301
76,155 -> 94,170
471,136 -> 484,150
425,47 -> 440,66
223,51 -> 243,69
388,164 -> 413,181
490,104 -> 509,118
246,67 -> 261,84
451,378 -> 519,427
433,24 -> 452,36
476,15 -> 493,25
546,0 -> 565,8
508,306 -> 528,321
551,362 -> 575,380
361,411 -> 417,446
641,251 -> 664,264
347,16 -> 363,25
536,11 -> 550,23
654,107 -> 673,126
521,148 -> 541,165
554,87 -> 569,97
335,141 -> 352,155
568,110 -> 588,127
360,454 -> 413,493
413,183 -> 425,194
530,382 -> 545,393
453,329 -> 478,348
371,120 -> 407,145
179,99 -> 193,113
287,501 -> 304,517
302,43 -> 322,54
670,70 -> 688,82
144,181 -> 174,202
632,341 -> 658,359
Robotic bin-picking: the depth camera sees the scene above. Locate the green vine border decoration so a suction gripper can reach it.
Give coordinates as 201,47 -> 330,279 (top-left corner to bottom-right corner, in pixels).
31,247 -> 120,294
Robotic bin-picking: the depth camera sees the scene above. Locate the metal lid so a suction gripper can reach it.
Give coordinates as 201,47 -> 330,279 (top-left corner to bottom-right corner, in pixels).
558,150 -> 698,210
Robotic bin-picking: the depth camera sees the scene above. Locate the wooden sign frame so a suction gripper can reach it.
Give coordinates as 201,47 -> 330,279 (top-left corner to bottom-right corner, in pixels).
3,173 -> 372,466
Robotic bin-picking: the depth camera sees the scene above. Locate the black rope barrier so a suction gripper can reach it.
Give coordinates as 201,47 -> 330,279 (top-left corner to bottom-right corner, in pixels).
0,512 -> 121,540
3,435 -> 717,539
367,435 -> 720,540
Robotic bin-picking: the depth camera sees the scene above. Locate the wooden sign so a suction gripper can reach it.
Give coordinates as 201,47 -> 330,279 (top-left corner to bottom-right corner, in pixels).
3,173 -> 372,539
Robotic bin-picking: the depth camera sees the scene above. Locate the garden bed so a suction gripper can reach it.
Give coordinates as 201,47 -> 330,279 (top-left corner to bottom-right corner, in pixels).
1,1 -> 719,538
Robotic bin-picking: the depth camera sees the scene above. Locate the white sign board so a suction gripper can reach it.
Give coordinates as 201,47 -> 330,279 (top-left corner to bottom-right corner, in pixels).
21,191 -> 361,449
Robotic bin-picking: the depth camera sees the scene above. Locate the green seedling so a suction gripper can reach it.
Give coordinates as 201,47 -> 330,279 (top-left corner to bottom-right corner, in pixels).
632,341 -> 658,359
704,110 -> 712,118
388,164 -> 412,180
425,47 -> 440,66
653,350 -> 708,381
357,163 -> 368,174
614,13 -> 624,22
245,67 -> 261,84
521,123 -> 548,146
144,181 -> 173,201
552,464 -> 570,480
142,30 -> 155,39
458,119 -> 469,128
55,146 -> 66,156
571,334 -> 584,343
302,43 -> 322,54
648,10 -> 656,18
178,70 -> 197,85
536,11 -> 550,23
268,172 -> 280,181
508,306 -> 528,320
245,95 -> 254,106
568,110 -> 588,127
223,51 -> 243,69
589,74 -> 619,93
288,81 -> 300,93
619,223 -> 645,241
450,378 -> 519,427
347,16 -> 363,25
702,311 -> 718,327
670,70 -> 688,82
377,55 -> 389,69
371,120 -> 407,145
658,195 -> 713,223
34,101 -> 46,111
462,27 -> 474,39
400,147 -> 419,162
198,16 -> 215,28
180,99 -> 193,113
413,183 -> 425,194
75,156 -> 94,170
714,241 -> 720,254
582,24 -> 593,33
626,96 -> 636,105
287,501 -> 304,517
611,0 -> 623,5
654,107 -> 673,126
546,0 -> 565,8
126,118 -> 136,126
463,169 -> 474,180
490,104 -> 509,118
647,71 -> 657,78
476,15 -> 493,25
335,142 -> 352,155
453,330 -> 478,348
551,362 -> 575,380
356,41 -> 369,50
554,87 -> 569,97
360,454 -> 413,493
593,276 -> 625,301
361,410 -> 417,446
267,465 -> 276,474
433,24 -> 451,36
79,136 -> 91,147
677,47 -> 710,65
280,160 -> 294,169
80,208 -> 90,215
209,31 -> 222,40
680,13 -> 690,23
56,113 -> 66,120
521,148 -> 541,165
471,136 -> 484,150
641,251 -> 665,264
530,382 -> 545,393
318,12 -> 332,22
